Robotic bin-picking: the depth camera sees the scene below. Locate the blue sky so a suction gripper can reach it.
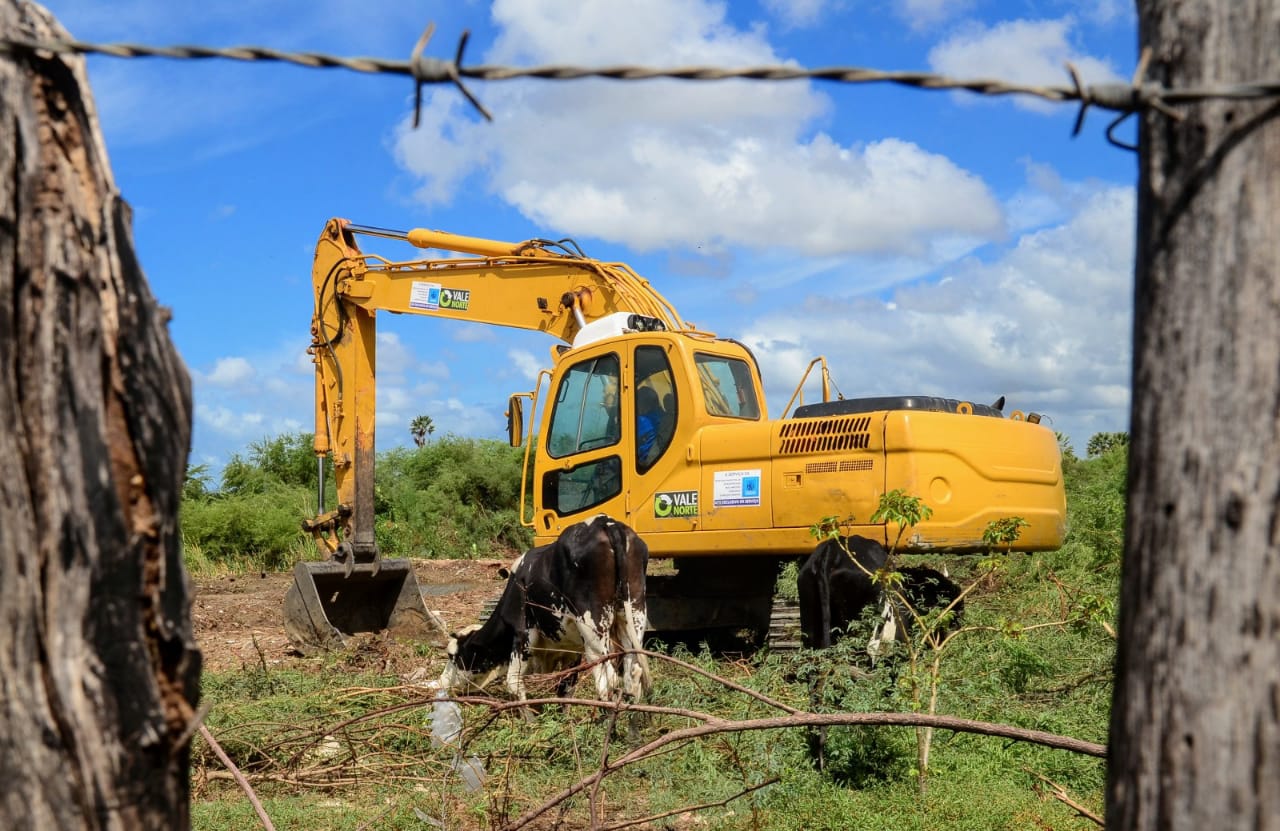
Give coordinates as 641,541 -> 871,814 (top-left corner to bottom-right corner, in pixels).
43,0 -> 1137,476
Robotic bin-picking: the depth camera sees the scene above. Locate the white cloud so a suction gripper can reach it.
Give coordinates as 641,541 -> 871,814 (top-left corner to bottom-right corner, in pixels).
509,349 -> 543,381
453,323 -> 499,343
395,0 -> 1005,259
203,356 -> 254,387
900,0 -> 971,29
375,331 -> 417,374
1080,0 -> 1130,27
196,404 -> 264,438
742,183 -> 1135,448
928,18 -> 1121,112
762,0 -> 836,29
189,328 -> 511,474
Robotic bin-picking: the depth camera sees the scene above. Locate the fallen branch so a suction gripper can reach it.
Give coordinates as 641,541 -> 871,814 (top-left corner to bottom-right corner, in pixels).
467,694 -> 720,724
502,711 -> 1106,830
639,650 -> 801,714
1028,770 -> 1105,827
598,776 -> 780,831
200,725 -> 277,831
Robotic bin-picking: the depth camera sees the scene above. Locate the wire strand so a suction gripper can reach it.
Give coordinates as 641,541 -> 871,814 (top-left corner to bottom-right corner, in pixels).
3,31 -> 1277,131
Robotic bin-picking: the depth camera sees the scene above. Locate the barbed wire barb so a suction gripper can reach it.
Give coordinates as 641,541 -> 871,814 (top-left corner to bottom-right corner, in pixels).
410,23 -> 491,124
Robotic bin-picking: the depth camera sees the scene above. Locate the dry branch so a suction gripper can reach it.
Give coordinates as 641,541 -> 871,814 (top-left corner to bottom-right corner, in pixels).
200,725 -> 276,831
1030,770 -> 1104,827
502,709 -> 1106,830
598,777 -> 780,831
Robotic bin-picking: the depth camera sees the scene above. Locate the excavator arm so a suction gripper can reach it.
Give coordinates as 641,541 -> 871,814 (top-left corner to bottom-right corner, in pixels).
305,217 -> 689,560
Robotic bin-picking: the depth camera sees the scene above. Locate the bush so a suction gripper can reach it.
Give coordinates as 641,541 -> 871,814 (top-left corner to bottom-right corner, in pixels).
183,431 -> 533,570
221,433 -> 321,494
180,484 -> 314,572
1059,440 -> 1127,576
379,436 -> 532,558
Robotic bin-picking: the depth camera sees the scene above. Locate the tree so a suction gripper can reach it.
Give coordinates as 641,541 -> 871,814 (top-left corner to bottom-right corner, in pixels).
0,2 -> 199,827
1085,431 -> 1128,458
220,431 -> 317,494
1109,3 -> 1280,828
410,414 -> 436,447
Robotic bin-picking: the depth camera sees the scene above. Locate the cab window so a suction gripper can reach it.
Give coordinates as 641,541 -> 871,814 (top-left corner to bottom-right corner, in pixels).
546,354 -> 620,459
695,353 -> 760,419
542,457 -> 622,516
634,345 -> 677,472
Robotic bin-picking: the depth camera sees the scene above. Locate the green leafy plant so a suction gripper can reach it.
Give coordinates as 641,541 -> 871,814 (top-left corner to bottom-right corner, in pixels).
1085,431 -> 1129,458
871,488 -> 935,552
817,491 -> 1037,796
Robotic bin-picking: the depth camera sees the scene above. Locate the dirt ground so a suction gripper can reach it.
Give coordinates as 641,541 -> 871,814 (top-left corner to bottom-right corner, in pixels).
192,559 -> 511,674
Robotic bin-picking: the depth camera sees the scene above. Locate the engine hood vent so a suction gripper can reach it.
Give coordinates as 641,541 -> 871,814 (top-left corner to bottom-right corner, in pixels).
778,415 -> 872,455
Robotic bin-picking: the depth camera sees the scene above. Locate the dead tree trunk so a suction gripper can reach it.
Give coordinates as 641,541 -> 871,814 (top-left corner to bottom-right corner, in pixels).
1109,1 -> 1280,828
0,2 -> 200,828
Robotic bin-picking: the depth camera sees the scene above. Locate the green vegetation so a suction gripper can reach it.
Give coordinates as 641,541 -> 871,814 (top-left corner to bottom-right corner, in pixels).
180,428 -> 533,574
191,433 -> 1127,830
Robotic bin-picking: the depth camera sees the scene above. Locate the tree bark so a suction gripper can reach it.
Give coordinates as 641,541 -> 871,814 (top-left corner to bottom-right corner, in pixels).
0,2 -> 200,828
1109,2 -> 1280,828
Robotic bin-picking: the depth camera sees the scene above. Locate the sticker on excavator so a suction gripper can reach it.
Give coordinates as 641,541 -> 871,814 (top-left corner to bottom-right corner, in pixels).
409,282 -> 441,310
654,490 -> 699,518
440,288 -> 470,310
713,469 -> 761,507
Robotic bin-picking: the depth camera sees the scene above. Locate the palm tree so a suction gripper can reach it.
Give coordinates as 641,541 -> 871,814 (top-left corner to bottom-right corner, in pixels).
410,414 -> 436,447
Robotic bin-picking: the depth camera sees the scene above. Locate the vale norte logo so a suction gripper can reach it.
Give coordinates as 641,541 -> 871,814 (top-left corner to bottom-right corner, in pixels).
654,490 -> 699,519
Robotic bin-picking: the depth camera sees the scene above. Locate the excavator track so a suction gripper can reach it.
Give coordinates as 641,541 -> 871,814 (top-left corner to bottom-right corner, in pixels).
766,596 -> 803,651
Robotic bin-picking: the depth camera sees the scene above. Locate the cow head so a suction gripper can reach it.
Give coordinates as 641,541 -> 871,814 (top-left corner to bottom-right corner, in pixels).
439,623 -> 507,694
446,623 -> 483,658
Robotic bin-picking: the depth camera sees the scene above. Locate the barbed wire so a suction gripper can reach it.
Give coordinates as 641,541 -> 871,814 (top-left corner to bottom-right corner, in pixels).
4,24 -> 1279,145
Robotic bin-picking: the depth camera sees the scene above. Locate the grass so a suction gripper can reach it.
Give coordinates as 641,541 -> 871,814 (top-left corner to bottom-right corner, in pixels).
190,450 -> 1124,830
192,619 -> 1110,830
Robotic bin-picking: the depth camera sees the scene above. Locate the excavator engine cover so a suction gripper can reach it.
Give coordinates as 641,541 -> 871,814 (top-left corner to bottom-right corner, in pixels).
283,559 -> 438,654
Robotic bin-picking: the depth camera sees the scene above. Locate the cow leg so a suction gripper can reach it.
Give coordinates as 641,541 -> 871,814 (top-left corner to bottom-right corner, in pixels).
505,652 -> 543,723
866,596 -> 897,664
573,611 -> 620,701
504,648 -> 529,702
617,598 -> 650,701
554,664 -> 582,699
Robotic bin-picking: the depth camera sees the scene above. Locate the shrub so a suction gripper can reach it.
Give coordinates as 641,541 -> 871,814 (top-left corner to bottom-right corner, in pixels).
180,484 -> 314,571
221,433 -> 321,494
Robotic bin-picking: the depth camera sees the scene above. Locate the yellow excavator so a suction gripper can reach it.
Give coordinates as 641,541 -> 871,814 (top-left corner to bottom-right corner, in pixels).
283,218 -> 1066,650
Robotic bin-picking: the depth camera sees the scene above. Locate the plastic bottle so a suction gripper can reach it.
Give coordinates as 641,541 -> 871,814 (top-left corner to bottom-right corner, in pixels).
429,692 -> 462,747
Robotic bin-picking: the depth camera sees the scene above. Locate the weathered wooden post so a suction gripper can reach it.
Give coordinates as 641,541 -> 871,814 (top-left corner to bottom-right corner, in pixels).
0,1 -> 200,827
1109,1 -> 1280,827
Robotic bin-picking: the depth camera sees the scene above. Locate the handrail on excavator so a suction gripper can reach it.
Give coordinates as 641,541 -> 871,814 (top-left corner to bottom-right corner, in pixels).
780,356 -> 837,419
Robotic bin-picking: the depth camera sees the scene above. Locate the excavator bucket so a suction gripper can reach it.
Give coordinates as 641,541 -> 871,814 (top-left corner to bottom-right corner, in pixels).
283,559 -> 441,654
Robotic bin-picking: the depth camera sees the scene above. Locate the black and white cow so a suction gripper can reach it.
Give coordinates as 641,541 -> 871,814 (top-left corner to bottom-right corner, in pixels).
798,535 -> 963,653
440,515 -> 651,702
